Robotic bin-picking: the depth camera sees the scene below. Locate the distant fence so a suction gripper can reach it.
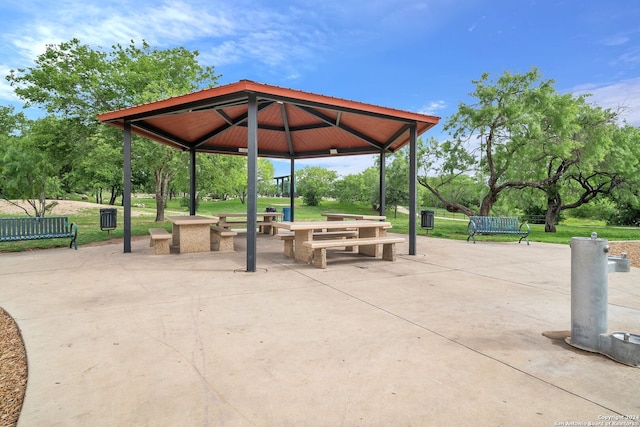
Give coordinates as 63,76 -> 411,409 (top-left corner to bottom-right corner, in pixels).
418,210 -> 550,224
422,208 -> 468,220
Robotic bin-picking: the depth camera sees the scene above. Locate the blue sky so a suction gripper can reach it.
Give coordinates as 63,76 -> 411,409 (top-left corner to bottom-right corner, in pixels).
1,0 -> 639,177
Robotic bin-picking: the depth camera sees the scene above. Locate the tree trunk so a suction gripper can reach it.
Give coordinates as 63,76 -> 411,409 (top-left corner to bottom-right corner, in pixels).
154,170 -> 166,222
478,191 -> 498,216
108,186 -> 118,205
544,193 -> 562,232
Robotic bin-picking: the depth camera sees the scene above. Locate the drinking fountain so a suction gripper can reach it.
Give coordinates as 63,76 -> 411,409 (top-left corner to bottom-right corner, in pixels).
565,233 -> 639,367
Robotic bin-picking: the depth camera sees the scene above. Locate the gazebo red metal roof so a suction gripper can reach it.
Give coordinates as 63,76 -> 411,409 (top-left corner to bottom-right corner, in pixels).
97,80 -> 440,159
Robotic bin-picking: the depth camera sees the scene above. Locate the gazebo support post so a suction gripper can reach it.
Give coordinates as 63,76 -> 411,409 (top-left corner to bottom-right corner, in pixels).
409,124 -> 417,255
189,148 -> 196,215
289,158 -> 295,221
123,121 -> 132,253
379,151 -> 386,215
246,93 -> 258,272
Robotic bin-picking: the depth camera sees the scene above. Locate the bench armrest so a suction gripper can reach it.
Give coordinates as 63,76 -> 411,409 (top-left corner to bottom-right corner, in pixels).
519,222 -> 530,236
467,219 -> 478,235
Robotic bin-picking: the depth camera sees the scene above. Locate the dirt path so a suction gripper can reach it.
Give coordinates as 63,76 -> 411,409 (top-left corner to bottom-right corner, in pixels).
0,199 -> 153,217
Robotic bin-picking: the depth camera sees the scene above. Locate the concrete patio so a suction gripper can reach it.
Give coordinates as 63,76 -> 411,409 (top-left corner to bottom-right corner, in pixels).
0,233 -> 638,426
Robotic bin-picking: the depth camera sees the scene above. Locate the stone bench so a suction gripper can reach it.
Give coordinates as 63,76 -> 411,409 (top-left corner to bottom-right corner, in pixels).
302,236 -> 405,269
149,228 -> 172,255
210,225 -> 238,252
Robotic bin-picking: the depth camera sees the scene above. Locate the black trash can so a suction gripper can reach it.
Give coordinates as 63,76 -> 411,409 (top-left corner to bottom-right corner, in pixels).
420,209 -> 434,230
265,206 -> 277,221
100,208 -> 117,233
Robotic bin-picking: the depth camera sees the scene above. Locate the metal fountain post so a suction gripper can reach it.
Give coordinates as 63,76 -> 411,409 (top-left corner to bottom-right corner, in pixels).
566,232 -> 639,367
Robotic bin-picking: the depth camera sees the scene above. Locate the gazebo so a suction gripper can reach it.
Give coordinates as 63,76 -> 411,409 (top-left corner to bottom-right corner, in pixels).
97,80 -> 440,272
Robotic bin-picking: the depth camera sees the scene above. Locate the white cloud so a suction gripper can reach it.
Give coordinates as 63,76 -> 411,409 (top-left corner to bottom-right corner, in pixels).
572,77 -> 640,126
418,100 -> 446,116
604,35 -> 630,46
0,0 -> 329,94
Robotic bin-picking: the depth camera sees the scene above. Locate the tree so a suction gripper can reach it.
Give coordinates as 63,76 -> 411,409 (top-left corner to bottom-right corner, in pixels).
7,39 -> 220,221
333,167 -> 378,205
418,68 -> 633,231
71,127 -> 124,204
384,150 -> 410,218
296,166 -> 338,206
257,158 -> 275,196
0,118 -> 63,217
536,123 -> 640,231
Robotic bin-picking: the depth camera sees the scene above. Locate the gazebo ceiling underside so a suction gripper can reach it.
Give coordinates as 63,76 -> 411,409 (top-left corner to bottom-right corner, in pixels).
98,81 -> 440,159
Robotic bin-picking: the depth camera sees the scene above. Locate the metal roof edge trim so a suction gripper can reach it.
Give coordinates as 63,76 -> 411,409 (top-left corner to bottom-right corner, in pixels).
97,80 -> 440,126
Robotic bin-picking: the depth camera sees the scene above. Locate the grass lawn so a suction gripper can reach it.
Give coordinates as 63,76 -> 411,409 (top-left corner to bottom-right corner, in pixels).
1,197 -> 639,252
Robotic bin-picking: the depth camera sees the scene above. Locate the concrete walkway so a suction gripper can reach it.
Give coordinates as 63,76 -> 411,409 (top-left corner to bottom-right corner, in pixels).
0,233 -> 638,426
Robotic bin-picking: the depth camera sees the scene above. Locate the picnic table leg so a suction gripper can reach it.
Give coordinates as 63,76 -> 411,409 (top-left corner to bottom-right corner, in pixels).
262,217 -> 274,235
312,248 -> 327,269
294,230 -> 313,263
358,227 -> 381,257
382,243 -> 396,261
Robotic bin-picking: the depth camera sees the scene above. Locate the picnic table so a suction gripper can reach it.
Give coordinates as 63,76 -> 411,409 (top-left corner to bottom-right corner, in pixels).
166,215 -> 219,254
213,212 -> 283,235
272,220 -> 396,266
321,213 -> 387,221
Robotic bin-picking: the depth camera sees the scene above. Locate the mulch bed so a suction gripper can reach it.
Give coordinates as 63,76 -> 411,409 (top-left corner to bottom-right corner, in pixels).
608,241 -> 640,268
0,308 -> 27,427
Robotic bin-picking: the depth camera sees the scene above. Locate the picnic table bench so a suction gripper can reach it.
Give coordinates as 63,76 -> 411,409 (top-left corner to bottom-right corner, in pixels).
302,236 -> 405,269
467,216 -> 530,245
210,225 -> 238,252
149,228 -> 172,255
0,216 -> 78,249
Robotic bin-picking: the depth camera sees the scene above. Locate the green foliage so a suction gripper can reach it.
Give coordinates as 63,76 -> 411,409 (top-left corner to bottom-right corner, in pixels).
296,166 -> 338,206
418,67 -> 634,232
571,199 -> 617,223
333,167 -> 379,205
0,136 -> 61,217
257,158 -> 276,196
179,196 -> 199,210
6,38 -> 221,221
419,173 -> 482,212
607,203 -> 640,226
385,150 -> 409,217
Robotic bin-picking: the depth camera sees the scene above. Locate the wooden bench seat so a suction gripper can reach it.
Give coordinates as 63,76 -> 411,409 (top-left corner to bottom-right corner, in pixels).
149,228 -> 171,255
210,225 -> 238,252
302,236 -> 405,269
467,216 -> 530,245
275,230 -> 359,258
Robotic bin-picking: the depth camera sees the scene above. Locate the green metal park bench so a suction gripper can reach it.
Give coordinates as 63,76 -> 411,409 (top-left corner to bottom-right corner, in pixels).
0,217 -> 78,250
467,216 -> 530,245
